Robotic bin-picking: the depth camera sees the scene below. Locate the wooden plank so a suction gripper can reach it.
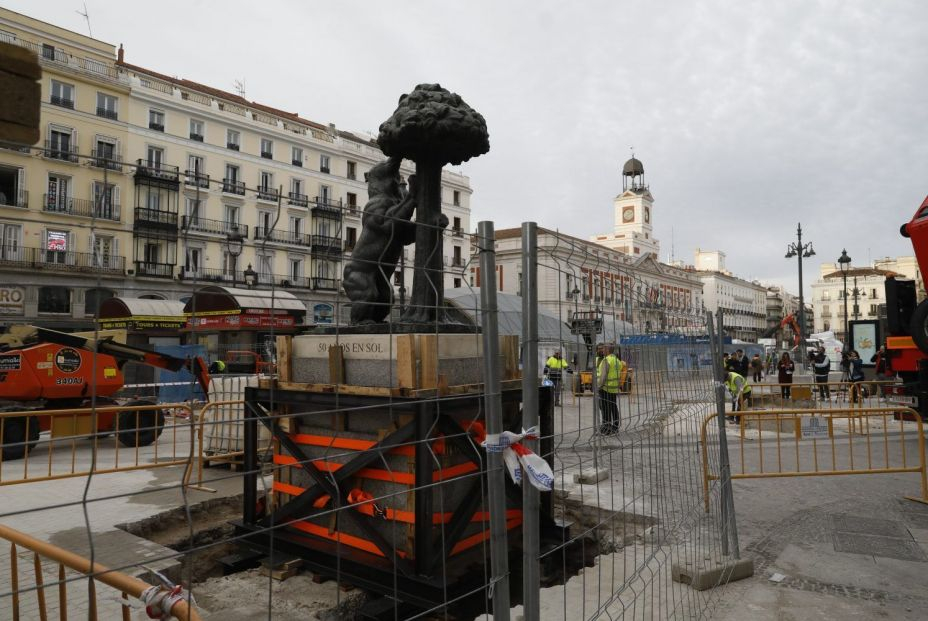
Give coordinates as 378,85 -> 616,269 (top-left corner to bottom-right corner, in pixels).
276,335 -> 293,383
501,335 -> 522,380
396,334 -> 417,390
328,346 -> 345,384
408,378 -> 522,399
419,334 -> 439,390
278,381 -> 401,398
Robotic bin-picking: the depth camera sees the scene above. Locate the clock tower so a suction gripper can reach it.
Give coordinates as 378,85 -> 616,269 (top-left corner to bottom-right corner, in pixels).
590,156 -> 660,257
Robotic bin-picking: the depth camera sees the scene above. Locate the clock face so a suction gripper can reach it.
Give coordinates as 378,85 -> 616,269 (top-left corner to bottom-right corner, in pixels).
644,207 -> 650,223
622,207 -> 634,223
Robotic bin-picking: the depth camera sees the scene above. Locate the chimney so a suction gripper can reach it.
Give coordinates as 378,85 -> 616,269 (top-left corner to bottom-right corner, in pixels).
117,44 -> 124,63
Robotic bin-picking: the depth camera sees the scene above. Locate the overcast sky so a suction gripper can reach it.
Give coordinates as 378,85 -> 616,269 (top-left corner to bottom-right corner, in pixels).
11,0 -> 928,296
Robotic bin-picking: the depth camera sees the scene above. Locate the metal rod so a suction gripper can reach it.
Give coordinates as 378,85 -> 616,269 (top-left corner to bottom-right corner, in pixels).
708,311 -> 729,556
243,400 -> 258,525
477,220 -> 511,619
520,221 -> 540,621
415,400 -> 435,575
715,310 -> 741,558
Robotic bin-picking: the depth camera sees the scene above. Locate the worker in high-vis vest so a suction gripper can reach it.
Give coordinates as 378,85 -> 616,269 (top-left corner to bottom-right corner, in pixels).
597,343 -> 623,434
724,370 -> 752,423
543,351 -> 572,406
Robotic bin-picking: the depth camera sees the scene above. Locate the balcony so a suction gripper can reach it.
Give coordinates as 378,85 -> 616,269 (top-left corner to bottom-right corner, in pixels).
43,140 -> 78,163
43,195 -> 121,221
451,257 -> 465,268
96,107 -> 118,121
287,192 -> 309,207
312,277 -> 339,291
0,246 -> 124,275
311,197 -> 342,219
134,261 -> 174,278
134,207 -> 178,230
91,149 -> 123,172
149,122 -> 164,132
254,226 -> 311,247
311,235 -> 342,256
227,142 -> 240,151
261,151 -> 273,159
222,179 -> 245,196
0,190 -> 28,209
189,133 -> 204,142
320,166 -> 330,174
292,159 -> 302,167
180,216 -> 246,237
50,95 -> 74,109
184,170 -> 210,189
135,159 -> 180,184
452,227 -> 464,237
256,187 -> 280,202
178,266 -> 243,283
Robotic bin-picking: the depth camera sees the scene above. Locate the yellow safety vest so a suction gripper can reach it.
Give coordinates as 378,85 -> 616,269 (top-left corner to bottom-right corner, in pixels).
545,356 -> 568,371
724,372 -> 751,395
597,354 -> 622,393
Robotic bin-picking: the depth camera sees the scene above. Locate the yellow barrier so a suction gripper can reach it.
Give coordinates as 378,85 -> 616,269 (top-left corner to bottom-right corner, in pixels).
0,522 -> 200,620
701,407 -> 928,512
0,403 -> 194,487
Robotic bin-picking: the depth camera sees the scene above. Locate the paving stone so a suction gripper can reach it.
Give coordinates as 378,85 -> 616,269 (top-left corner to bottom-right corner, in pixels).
830,514 -> 911,538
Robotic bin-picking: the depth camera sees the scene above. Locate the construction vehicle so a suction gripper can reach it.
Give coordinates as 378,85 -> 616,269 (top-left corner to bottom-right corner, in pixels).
0,325 -> 210,459
883,195 -> 928,419
760,314 -> 802,348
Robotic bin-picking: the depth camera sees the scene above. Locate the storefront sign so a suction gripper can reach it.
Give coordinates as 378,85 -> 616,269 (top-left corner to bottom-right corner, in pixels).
0,286 -> 25,316
314,303 -> 334,324
187,313 -> 295,330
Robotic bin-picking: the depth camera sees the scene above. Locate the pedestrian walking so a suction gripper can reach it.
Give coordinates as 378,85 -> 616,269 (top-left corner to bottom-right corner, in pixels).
750,353 -> 763,382
871,345 -> 892,398
812,349 -> 831,400
849,350 -> 865,403
543,350 -> 571,406
597,343 -> 622,434
735,349 -> 750,378
724,370 -> 752,423
777,352 -> 795,399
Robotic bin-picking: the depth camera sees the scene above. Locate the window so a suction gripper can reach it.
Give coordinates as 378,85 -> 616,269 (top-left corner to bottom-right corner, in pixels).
184,197 -> 201,222
38,286 -> 70,314
148,109 -> 165,131
225,164 -> 239,183
45,229 -> 69,264
260,171 -> 273,189
345,227 -> 357,250
144,242 -> 160,264
187,154 -> 205,178
257,253 -> 273,281
289,258 -> 303,282
96,93 -> 117,119
146,146 -> 164,168
0,223 -> 22,259
94,137 -> 117,169
50,80 -> 74,108
258,211 -> 273,232
320,185 -> 331,204
92,235 -> 115,269
346,161 -> 356,180
454,278 -> 462,288
92,182 -> 117,219
225,204 -> 239,225
291,178 -> 303,195
227,129 -> 240,150
453,190 -> 460,206
146,191 -> 161,211
185,247 -> 202,274
290,216 -> 303,239
84,287 -> 114,316
42,43 -> 58,61
189,119 -> 204,141
48,128 -> 74,160
260,138 -> 273,159
319,154 -> 330,173
453,245 -> 462,266
871,288 -> 878,299
346,192 -> 357,211
46,175 -> 70,211
292,147 -> 303,166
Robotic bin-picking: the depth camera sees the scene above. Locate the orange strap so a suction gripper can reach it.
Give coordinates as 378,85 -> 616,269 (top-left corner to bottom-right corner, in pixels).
273,454 -> 478,485
289,433 -> 447,457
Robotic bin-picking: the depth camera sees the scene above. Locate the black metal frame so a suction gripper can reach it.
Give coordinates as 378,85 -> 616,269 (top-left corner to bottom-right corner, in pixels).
236,384 -> 543,609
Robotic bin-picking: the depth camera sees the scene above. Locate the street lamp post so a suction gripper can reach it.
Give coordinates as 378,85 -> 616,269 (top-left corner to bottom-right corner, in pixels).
225,224 -> 244,285
785,223 -> 815,354
838,249 -> 851,350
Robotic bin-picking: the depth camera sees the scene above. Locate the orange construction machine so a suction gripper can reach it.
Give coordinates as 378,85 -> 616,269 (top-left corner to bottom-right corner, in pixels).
0,325 -> 210,459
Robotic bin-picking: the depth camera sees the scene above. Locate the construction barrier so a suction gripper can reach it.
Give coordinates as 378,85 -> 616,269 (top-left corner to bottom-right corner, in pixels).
0,522 -> 199,620
701,407 -> 928,511
0,403 -> 194,487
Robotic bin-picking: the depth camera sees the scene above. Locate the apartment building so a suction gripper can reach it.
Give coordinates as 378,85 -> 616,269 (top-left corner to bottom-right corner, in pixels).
0,7 -> 472,328
692,250 -> 767,341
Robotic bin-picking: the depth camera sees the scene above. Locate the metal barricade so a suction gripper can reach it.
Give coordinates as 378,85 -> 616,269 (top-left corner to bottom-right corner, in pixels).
187,399 -> 273,491
0,522 -> 199,620
701,407 -> 928,511
0,403 -> 194,487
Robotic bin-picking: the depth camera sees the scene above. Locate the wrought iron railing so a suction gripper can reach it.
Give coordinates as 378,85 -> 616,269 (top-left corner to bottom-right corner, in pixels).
43,195 -> 121,221
0,246 -> 125,273
222,178 -> 245,195
135,159 -> 180,182
254,227 -> 312,247
180,216 -> 246,237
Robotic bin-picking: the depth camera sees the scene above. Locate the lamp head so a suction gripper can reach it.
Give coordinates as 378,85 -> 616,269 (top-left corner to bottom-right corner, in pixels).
838,249 -> 851,273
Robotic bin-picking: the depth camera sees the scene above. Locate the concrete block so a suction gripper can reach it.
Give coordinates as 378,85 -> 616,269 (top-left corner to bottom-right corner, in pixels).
672,555 -> 754,591
573,468 -> 609,484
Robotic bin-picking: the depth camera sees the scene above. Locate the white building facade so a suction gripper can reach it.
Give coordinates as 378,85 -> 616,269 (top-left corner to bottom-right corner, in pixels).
589,157 -> 660,258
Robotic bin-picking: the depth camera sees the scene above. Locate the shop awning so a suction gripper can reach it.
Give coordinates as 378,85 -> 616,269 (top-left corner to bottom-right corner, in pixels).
183,286 -> 307,331
98,298 -> 186,331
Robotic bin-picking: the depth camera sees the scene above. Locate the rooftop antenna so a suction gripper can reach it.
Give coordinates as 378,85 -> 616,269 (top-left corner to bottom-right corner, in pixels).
77,3 -> 92,38
233,79 -> 246,99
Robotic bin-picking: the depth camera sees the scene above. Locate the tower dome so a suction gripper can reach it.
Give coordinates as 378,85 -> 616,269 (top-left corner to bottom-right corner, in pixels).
623,157 -> 644,177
